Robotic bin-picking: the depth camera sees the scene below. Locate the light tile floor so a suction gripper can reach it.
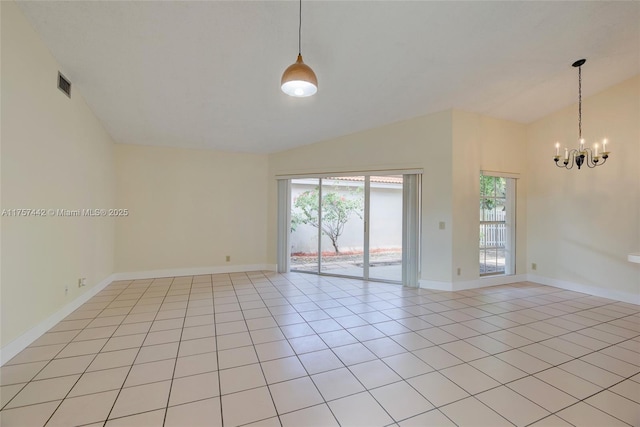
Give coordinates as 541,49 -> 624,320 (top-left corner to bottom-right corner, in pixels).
1,272 -> 639,426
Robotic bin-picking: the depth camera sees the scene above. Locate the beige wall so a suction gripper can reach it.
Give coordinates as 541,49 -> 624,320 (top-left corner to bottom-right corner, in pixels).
115,144 -> 269,273
268,111 -> 454,282
1,2 -> 116,346
527,75 -> 640,298
268,110 -> 528,285
452,111 -> 528,283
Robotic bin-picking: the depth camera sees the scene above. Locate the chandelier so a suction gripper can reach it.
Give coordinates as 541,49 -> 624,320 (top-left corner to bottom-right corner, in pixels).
553,59 -> 610,169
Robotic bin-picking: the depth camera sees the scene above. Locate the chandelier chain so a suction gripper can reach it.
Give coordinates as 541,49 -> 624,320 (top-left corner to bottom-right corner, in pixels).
578,65 -> 582,140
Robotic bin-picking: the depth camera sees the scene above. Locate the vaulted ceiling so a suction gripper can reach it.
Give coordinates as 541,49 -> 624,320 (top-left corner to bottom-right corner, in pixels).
17,1 -> 640,153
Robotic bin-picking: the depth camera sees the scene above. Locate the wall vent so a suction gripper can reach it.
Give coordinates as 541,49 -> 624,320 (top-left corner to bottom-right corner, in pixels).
57,72 -> 71,98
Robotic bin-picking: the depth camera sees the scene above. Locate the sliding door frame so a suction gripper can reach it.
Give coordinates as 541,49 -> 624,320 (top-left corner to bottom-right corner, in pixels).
277,169 -> 422,286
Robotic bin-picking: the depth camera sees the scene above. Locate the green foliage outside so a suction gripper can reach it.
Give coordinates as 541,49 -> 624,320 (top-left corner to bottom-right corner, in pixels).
291,186 -> 364,254
480,175 -> 506,210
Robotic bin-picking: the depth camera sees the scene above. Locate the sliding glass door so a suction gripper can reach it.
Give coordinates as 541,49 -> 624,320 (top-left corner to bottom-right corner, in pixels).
286,173 -> 417,284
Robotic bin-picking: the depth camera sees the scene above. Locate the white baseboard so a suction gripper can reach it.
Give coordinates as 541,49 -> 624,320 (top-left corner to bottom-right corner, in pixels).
418,279 -> 452,291
113,264 -> 277,281
0,273 -> 116,366
527,274 -> 640,305
419,274 -> 527,292
1,264 -> 277,366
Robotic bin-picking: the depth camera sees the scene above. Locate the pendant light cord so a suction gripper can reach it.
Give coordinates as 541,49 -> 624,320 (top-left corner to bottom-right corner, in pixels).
298,0 -> 302,55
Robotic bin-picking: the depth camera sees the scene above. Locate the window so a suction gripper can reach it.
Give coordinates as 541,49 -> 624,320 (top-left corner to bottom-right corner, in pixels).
479,174 -> 515,276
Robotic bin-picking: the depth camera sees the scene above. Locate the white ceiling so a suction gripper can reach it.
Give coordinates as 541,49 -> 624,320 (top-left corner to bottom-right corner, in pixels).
17,1 -> 640,154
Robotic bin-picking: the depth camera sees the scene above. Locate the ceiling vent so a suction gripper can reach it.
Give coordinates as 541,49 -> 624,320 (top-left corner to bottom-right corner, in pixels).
57,72 -> 71,98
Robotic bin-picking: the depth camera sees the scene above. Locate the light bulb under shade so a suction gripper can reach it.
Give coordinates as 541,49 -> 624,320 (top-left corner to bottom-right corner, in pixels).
281,54 -> 318,97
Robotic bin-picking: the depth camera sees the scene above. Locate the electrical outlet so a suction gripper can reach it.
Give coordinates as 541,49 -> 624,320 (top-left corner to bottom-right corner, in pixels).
532,263 -> 537,271
439,221 -> 446,230
457,267 -> 461,276
226,255 -> 231,262
78,278 -> 86,288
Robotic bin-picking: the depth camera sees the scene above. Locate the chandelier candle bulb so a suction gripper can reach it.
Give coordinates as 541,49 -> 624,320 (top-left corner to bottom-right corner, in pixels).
594,143 -> 598,157
555,143 -> 560,156
565,147 -> 569,159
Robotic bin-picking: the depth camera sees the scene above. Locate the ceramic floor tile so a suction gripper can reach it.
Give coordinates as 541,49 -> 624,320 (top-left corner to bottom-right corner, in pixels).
495,349 -> 552,374
269,376 -> 324,414
333,342 -> 378,365
362,337 -> 407,358
350,359 -> 402,389
124,358 -> 175,387
508,376 -> 577,413
370,380 -> 434,421
105,409 -> 166,426
169,371 -> 220,406
464,335 -> 512,354
581,352 -> 640,377
261,356 -> 308,384
6,344 -> 65,365
109,380 -> 172,419
219,363 -> 266,395
585,390 -> 640,426
519,343 -> 573,366
5,374 -> 80,408
89,349 -> 139,375
398,409 -> 456,427
165,397 -> 222,427
328,391 -> 394,427
610,379 -> 640,404
217,345 -> 258,369
440,340 -> 489,362
312,367 -> 365,401
556,401 -> 629,426
0,400 -> 60,426
382,352 -> 433,379
476,385 -> 550,426
440,363 -> 500,395
221,386 -> 277,426
68,366 -> 129,397
558,358 -> 625,388
33,354 -> 95,381
250,327 -> 286,345
178,336 -> 216,357
408,371 -> 469,407
3,274 -> 639,427
254,340 -> 295,361
0,383 -> 24,408
288,335 -> 328,354
298,350 -> 345,376
280,403 -> 339,427
527,414 -> 573,426
174,351 -> 217,378
413,346 -> 463,370
0,361 -> 47,386
534,367 -> 603,400
46,390 -> 119,426
440,397 -> 512,427
416,327 -> 458,345
390,332 -> 433,351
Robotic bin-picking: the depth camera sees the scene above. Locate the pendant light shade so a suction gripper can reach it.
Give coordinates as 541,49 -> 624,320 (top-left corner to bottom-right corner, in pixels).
281,0 -> 317,97
281,54 -> 318,97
